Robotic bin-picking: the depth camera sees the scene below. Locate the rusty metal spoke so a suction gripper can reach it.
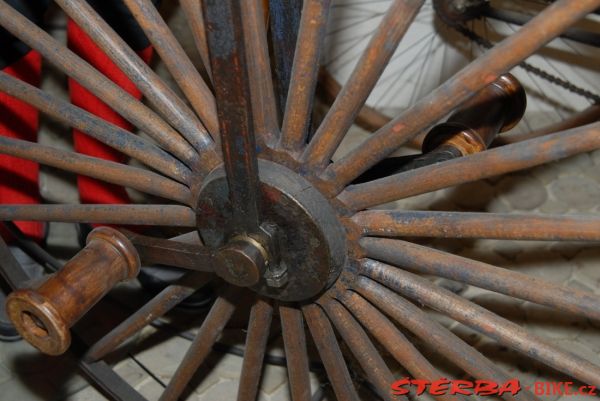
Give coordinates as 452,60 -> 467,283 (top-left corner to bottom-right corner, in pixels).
325,0 -> 600,190
85,272 -> 211,363
268,0 -> 303,119
354,277 -> 539,401
0,205 -> 195,227
179,0 -> 212,78
203,0 -> 262,233
339,291 -> 467,401
303,304 -> 360,401
340,122 -> 600,210
0,71 -> 191,184
361,258 -> 600,387
322,298 -> 400,401
302,0 -> 424,171
278,0 -> 332,152
280,305 -> 311,401
237,298 -> 273,401
0,0 -> 208,169
362,237 -> 600,321
122,0 -> 219,138
240,0 -> 279,145
159,288 -> 237,401
54,0 -> 215,154
354,210 -> 600,241
0,136 -> 191,204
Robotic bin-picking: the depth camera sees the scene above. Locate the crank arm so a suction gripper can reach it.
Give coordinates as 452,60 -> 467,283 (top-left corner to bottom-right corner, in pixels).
121,230 -> 216,273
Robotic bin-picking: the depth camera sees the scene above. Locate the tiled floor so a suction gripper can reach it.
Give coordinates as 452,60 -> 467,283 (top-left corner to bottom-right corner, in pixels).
1,2 -> 599,401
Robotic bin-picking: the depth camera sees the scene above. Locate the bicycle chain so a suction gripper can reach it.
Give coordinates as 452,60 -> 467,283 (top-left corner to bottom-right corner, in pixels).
456,25 -> 600,104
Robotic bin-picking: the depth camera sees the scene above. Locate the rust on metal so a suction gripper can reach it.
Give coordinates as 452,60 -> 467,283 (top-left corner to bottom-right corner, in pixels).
340,122 -> 600,210
354,210 -> 600,241
302,0 -> 424,171
324,0 -> 600,190
362,237 -> 600,321
280,305 -> 312,401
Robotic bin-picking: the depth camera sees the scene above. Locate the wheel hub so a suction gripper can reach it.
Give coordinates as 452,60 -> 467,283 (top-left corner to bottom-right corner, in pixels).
196,159 -> 347,302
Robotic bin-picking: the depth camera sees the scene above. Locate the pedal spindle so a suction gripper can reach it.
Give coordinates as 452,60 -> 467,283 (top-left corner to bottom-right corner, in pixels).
422,73 -> 526,155
6,227 -> 140,355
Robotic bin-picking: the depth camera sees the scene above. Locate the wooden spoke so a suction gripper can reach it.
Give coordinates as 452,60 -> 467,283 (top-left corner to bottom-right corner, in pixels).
0,71 -> 191,184
159,288 -> 237,401
122,0 -> 219,138
278,0 -> 331,152
303,304 -> 360,401
85,272 -> 211,362
0,0 -> 208,169
362,237 -> 600,321
302,0 -> 423,170
240,0 -> 280,145
353,210 -> 600,241
361,258 -> 600,387
0,136 -> 191,204
494,103 -> 600,146
339,291 -> 467,401
204,0 -> 262,233
237,298 -> 273,401
179,0 -> 212,78
354,277 -> 539,401
339,122 -> 600,210
324,0 -> 600,190
322,298 -> 400,401
279,305 -> 311,401
0,205 -> 195,227
54,0 -> 216,154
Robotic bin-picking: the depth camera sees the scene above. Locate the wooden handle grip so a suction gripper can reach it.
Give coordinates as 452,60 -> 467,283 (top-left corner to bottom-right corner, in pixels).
6,227 -> 140,355
423,73 -> 526,155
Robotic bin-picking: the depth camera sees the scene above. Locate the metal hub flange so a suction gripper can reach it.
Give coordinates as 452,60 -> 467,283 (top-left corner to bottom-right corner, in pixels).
196,159 -> 347,302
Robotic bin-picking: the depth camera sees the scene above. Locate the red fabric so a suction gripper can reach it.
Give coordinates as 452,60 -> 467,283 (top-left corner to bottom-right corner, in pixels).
67,19 -> 153,206
0,50 -> 43,241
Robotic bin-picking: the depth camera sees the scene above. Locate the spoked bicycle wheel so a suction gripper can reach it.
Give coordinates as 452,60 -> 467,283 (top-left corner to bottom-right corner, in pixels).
0,1 -> 600,401
321,0 -> 600,142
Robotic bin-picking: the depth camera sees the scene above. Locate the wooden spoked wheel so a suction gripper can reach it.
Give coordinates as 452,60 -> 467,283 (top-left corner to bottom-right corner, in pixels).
1,1 -> 600,401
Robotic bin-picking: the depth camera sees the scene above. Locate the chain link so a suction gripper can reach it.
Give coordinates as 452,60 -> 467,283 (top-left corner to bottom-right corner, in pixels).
456,25 -> 600,104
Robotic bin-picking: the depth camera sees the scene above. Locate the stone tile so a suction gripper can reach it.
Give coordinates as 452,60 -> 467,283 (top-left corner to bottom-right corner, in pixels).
448,181 -> 496,210
67,386 -> 108,401
0,362 -> 11,385
523,303 -> 586,341
591,149 -> 600,166
114,359 -> 148,389
512,250 -> 573,284
538,199 -> 570,214
531,163 -> 562,185
134,335 -> 190,383
496,175 -> 548,211
572,248 -> 600,286
196,379 -> 238,401
550,175 -> 600,211
136,377 -> 166,401
468,293 -> 527,326
0,373 -> 59,401
258,363 -> 288,395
